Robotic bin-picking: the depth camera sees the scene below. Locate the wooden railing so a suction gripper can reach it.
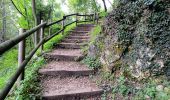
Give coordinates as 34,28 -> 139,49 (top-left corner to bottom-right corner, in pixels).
0,12 -> 100,100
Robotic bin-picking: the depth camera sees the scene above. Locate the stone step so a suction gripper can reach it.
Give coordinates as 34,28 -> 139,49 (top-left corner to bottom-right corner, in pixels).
73,29 -> 91,31
70,33 -> 89,36
56,42 -> 87,49
62,38 -> 89,43
44,49 -> 84,61
67,36 -> 90,39
41,76 -> 103,100
77,24 -> 96,27
69,30 -> 89,33
39,61 -> 94,76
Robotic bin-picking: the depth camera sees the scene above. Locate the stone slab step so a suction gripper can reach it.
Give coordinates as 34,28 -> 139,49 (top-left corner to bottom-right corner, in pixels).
44,49 -> 84,61
69,30 -> 89,33
39,61 -> 94,76
77,24 -> 96,27
62,38 -> 89,43
41,76 -> 103,100
67,36 -> 90,39
70,33 -> 89,36
56,42 -> 87,49
73,29 -> 91,31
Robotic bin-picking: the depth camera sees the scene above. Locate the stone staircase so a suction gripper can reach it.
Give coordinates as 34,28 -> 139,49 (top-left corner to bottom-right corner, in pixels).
39,24 -> 103,100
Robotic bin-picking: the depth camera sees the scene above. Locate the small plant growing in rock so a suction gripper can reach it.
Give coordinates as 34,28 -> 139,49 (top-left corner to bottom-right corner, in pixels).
82,56 -> 101,70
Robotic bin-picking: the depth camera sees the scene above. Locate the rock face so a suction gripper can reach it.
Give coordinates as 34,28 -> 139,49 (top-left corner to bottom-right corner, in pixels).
91,0 -> 170,79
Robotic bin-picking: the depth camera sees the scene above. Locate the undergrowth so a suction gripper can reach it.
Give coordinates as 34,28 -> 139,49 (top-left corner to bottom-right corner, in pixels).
82,56 -> 101,70
44,23 -> 76,51
0,48 -> 18,90
8,57 -> 46,100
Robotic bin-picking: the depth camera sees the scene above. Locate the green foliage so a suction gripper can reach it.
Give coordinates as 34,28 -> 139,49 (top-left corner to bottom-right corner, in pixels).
67,0 -> 101,13
0,49 -> 18,89
14,58 -> 45,99
44,23 -> 76,51
112,76 -> 130,96
89,25 -> 101,44
82,56 -> 101,69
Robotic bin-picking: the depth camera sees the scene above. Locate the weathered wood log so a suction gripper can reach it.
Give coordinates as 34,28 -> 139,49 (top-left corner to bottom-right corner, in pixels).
46,18 -> 64,27
65,21 -> 76,27
45,29 -> 64,42
40,20 -> 44,53
64,13 -> 77,17
62,16 -> 66,34
17,28 -> 25,85
0,22 -> 47,55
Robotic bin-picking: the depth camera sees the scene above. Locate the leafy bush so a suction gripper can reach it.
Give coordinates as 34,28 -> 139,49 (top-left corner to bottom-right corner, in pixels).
44,23 -> 76,51
82,56 -> 101,70
13,58 -> 45,100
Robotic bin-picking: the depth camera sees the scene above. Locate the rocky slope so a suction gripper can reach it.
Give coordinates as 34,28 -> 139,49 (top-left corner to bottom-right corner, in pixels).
90,0 -> 170,80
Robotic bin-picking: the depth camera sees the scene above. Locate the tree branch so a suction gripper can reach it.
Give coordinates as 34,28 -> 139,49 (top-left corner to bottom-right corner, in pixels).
10,0 -> 26,18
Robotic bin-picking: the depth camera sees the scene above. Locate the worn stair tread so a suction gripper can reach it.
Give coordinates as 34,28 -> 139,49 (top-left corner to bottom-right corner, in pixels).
77,24 -> 96,27
58,42 -> 87,45
45,49 -> 83,57
41,76 -> 103,99
70,33 -> 89,36
62,38 -> 89,43
69,30 -> 89,33
39,61 -> 94,76
56,42 -> 87,49
67,36 -> 90,39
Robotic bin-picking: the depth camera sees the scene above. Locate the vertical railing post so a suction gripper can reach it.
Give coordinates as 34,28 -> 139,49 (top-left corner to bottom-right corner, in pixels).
18,28 -> 25,85
96,13 -> 99,24
84,13 -> 87,24
76,13 -> 78,26
62,16 -> 65,34
40,20 -> 44,53
93,13 -> 96,24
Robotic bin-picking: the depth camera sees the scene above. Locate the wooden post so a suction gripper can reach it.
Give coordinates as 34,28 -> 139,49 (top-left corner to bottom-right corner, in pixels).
93,13 -> 96,24
40,20 -> 44,53
62,16 -> 65,34
49,27 -> 51,36
76,13 -> 78,26
97,13 -> 99,24
18,28 -> 25,84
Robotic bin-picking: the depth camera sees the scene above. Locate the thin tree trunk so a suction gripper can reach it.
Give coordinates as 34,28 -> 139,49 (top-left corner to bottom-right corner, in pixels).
92,0 -> 99,12
102,0 -> 107,12
31,0 -> 38,46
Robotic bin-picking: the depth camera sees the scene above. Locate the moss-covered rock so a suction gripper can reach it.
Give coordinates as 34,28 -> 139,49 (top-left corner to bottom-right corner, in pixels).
91,0 -> 170,79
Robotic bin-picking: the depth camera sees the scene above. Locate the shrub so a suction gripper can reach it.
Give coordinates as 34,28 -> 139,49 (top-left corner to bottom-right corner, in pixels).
82,56 -> 101,70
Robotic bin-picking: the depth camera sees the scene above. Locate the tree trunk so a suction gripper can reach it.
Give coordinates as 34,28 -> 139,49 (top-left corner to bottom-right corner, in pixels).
92,0 -> 99,12
102,0 -> 107,12
32,0 -> 38,46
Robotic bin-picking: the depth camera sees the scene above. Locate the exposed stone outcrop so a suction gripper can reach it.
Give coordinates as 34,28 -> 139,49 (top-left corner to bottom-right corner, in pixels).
89,0 -> 170,80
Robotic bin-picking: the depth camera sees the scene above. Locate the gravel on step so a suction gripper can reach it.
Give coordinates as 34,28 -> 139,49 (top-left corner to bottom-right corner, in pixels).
46,49 -> 83,57
41,76 -> 103,99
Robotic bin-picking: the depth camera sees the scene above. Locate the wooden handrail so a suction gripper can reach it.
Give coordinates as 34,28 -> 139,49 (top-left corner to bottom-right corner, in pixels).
0,12 -> 100,100
46,18 -> 64,27
64,13 -> 77,17
0,39 -> 45,100
0,22 -> 47,55
77,14 -> 94,16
